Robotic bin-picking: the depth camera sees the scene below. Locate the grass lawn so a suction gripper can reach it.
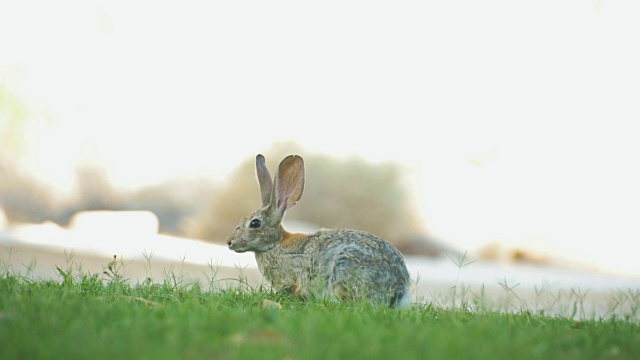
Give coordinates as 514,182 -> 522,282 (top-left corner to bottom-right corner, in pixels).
0,256 -> 638,360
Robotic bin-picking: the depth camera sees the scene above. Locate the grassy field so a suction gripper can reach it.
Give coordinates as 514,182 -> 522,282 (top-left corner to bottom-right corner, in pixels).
1,255 -> 639,360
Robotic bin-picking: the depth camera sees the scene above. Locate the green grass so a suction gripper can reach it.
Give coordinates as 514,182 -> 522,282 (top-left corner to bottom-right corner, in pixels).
0,255 -> 639,360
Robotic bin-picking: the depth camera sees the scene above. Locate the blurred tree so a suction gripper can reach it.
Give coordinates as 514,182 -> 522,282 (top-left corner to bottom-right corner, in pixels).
189,143 -> 427,251
0,162 -> 54,223
125,177 -> 217,235
0,79 -> 55,223
0,72 -> 51,164
54,166 -> 123,225
0,83 -> 29,161
56,167 -> 217,235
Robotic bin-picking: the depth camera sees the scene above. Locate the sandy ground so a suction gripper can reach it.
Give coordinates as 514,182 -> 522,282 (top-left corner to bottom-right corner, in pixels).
1,222 -> 639,320
1,243 -> 263,289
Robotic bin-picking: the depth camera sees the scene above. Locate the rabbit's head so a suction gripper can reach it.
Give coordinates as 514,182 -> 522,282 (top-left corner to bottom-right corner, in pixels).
227,154 -> 305,253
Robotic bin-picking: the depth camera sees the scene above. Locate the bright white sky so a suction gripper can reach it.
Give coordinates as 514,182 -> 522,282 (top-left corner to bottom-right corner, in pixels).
1,1 -> 639,275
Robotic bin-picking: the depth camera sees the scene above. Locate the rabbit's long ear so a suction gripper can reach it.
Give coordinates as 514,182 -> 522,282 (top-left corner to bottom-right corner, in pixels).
272,155 -> 305,218
256,154 -> 273,207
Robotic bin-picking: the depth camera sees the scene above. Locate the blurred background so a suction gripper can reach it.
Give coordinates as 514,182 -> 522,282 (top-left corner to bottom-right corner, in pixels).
1,1 -> 639,277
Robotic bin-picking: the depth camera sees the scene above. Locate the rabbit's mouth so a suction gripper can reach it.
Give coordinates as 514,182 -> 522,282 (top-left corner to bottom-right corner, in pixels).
227,241 -> 246,253
228,237 -> 254,253
228,238 -> 277,253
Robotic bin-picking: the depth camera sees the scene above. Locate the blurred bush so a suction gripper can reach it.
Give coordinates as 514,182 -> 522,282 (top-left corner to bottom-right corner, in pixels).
1,111 -> 438,256
187,144 -> 429,253
55,166 -> 217,235
0,159 -> 55,223
0,162 -> 216,236
125,177 -> 217,235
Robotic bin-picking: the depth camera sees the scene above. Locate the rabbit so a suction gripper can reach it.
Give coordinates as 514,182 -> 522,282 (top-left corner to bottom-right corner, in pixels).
226,154 -> 411,308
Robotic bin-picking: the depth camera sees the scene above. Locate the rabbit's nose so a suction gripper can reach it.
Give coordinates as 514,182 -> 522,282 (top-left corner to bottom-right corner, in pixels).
227,239 -> 232,246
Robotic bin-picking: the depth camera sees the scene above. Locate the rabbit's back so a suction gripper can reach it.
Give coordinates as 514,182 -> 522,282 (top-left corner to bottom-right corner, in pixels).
304,229 -> 410,306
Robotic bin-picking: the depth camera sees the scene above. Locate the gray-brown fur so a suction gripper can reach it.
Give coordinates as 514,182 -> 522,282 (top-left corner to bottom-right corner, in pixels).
227,154 -> 411,307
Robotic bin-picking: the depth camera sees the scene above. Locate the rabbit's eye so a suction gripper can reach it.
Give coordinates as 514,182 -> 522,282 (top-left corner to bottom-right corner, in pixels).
249,219 -> 261,228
